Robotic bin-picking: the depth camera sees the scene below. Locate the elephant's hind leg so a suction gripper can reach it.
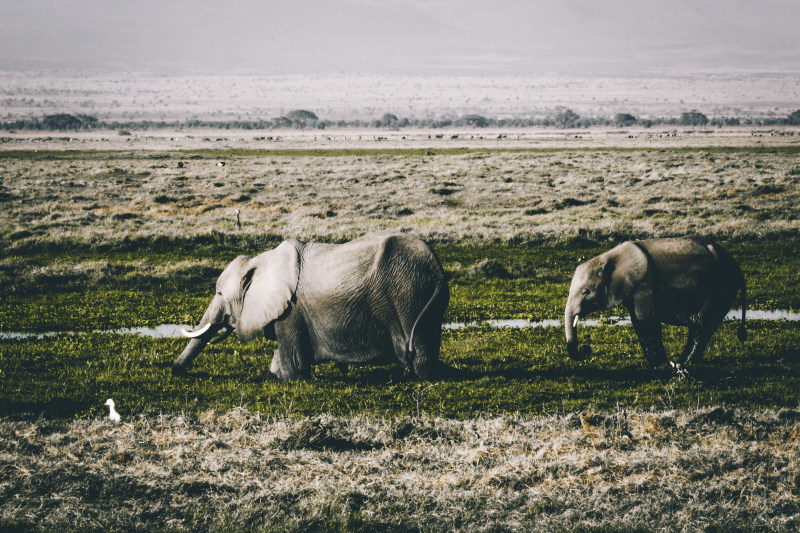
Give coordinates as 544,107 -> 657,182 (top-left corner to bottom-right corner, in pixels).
682,298 -> 730,365
408,337 -> 436,380
400,282 -> 448,380
407,326 -> 443,381
681,334 -> 711,366
680,324 -> 702,364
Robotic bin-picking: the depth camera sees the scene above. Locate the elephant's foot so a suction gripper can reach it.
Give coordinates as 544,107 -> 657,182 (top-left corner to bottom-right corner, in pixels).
432,360 -> 464,380
567,341 -> 592,361
269,348 -> 289,379
412,357 -> 432,381
171,362 -> 191,376
640,340 -> 668,368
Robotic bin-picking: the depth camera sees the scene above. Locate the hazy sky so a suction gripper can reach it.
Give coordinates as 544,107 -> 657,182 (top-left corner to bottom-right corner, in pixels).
1,0 -> 798,74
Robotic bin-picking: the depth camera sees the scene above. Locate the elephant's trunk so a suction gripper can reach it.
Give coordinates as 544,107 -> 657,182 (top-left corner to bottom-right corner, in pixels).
172,297 -> 225,375
565,308 -> 580,358
565,304 -> 590,360
172,335 -> 215,375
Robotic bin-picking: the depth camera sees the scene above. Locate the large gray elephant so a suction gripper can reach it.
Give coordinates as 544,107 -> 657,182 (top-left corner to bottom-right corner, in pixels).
565,238 -> 746,367
173,233 -> 449,380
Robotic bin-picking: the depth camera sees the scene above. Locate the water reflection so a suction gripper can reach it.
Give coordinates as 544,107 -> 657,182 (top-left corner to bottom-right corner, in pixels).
445,309 -> 800,329
1,310 -> 798,339
111,324 -> 188,337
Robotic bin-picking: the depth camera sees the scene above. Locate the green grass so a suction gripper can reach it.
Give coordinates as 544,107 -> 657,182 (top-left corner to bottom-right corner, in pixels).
3,239 -> 798,421
3,240 -> 798,331
2,321 -> 798,420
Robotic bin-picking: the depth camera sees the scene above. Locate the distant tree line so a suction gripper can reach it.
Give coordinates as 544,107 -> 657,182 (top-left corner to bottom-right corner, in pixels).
3,108 -> 800,132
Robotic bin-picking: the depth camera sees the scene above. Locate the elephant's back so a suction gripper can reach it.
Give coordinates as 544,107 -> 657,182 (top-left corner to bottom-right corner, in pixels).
636,238 -> 712,260
637,238 -> 740,310
303,234 -> 443,281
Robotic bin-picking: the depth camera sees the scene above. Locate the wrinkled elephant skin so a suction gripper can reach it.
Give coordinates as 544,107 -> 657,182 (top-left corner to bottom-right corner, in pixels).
173,234 -> 449,381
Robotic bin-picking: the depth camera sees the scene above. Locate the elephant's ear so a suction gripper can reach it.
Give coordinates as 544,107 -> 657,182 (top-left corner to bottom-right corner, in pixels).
606,242 -> 654,319
238,241 -> 300,341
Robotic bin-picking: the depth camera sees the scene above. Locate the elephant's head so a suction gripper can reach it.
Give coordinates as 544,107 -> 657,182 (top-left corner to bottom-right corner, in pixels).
172,241 -> 299,375
564,242 -> 651,360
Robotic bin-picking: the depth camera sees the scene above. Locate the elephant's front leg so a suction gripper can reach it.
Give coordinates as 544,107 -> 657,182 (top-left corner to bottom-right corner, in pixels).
269,344 -> 313,380
630,315 -> 668,367
271,320 -> 313,380
269,347 -> 285,379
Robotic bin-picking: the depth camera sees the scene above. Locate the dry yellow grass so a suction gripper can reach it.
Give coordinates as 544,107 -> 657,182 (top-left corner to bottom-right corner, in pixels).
2,407 -> 798,531
3,132 -> 799,245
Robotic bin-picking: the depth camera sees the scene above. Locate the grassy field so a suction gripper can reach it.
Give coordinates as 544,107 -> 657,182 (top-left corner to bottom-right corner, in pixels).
3,408 -> 800,532
3,142 -> 800,246
2,135 -> 800,531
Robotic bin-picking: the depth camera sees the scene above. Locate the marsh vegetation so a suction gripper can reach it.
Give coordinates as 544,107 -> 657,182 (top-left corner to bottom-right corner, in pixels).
1,134 -> 800,530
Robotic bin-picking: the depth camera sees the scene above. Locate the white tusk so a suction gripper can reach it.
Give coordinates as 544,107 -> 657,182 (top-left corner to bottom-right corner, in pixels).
573,315 -> 580,328
182,323 -> 212,338
209,326 -> 234,345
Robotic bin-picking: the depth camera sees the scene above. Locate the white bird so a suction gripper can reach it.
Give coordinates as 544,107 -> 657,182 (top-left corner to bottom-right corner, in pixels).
105,399 -> 122,422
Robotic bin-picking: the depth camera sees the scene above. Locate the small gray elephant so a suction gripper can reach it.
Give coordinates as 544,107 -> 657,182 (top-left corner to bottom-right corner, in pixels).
565,238 -> 746,367
173,233 -> 449,380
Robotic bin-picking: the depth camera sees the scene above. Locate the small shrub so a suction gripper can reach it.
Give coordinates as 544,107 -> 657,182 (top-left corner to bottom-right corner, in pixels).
8,230 -> 33,241
468,259 -> 512,279
524,208 -> 548,216
153,195 -> 177,204
752,184 -> 785,196
310,210 -> 337,219
554,198 -> 590,210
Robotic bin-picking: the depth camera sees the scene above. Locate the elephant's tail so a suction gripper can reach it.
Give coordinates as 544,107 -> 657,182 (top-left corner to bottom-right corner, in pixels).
406,280 -> 447,364
737,276 -> 747,343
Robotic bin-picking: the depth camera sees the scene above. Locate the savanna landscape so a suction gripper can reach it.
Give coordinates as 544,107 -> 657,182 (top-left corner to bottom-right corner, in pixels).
2,120 -> 800,531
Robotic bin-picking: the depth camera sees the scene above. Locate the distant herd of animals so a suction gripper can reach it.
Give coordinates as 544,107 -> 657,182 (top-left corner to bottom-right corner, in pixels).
173,233 -> 747,380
